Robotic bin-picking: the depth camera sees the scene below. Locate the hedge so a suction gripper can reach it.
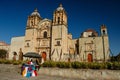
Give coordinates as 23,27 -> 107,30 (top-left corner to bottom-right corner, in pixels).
0,59 -> 120,70
42,61 -> 120,70
0,59 -> 24,65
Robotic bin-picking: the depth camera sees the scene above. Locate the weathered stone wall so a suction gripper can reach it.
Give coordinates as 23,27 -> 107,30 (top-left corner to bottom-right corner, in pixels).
78,36 -> 109,62
0,64 -> 120,80
39,67 -> 120,80
10,36 -> 25,60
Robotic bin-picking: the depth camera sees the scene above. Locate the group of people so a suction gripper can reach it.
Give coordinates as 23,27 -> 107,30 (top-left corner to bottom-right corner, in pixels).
28,59 -> 40,71
21,59 -> 40,78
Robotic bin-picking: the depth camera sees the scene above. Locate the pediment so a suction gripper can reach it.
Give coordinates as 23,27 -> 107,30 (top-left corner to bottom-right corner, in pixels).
38,18 -> 51,29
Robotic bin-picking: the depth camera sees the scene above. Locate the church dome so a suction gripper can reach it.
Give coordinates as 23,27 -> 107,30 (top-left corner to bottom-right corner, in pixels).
56,4 -> 64,11
86,29 -> 96,33
31,8 -> 41,17
85,29 -> 98,37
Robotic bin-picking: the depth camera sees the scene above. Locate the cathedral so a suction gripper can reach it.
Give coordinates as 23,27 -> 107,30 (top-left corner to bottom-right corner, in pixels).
9,4 -> 110,62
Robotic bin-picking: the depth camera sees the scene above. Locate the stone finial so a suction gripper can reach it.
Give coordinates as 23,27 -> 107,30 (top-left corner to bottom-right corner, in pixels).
101,24 -> 106,29
59,4 -> 62,7
34,8 -> 38,12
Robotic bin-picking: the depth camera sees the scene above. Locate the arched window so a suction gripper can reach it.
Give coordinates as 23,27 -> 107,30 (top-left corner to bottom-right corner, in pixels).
31,21 -> 33,26
58,17 -> 60,24
27,43 -> 29,47
43,31 -> 47,38
57,41 -> 60,46
103,30 -> 105,35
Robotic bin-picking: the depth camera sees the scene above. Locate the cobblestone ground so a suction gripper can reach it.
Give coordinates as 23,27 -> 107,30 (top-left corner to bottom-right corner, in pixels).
0,64 -> 80,80
0,72 -> 80,80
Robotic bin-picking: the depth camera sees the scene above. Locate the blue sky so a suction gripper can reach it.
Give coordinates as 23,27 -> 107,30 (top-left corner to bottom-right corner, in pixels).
0,0 -> 120,55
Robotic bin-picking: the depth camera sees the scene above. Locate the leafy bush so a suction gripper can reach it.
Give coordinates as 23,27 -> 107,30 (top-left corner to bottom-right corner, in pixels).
0,59 -> 4,64
57,62 -> 66,68
81,62 -> 88,69
71,61 -> 82,69
1,59 -> 120,70
0,59 -> 24,65
89,63 -> 100,69
42,61 -> 56,67
42,61 -> 120,70
57,62 -> 71,68
0,59 -> 13,64
0,49 -> 7,59
64,62 -> 71,68
100,63 -> 107,69
12,60 -> 22,65
112,62 -> 120,70
106,62 -> 113,69
3,60 -> 13,64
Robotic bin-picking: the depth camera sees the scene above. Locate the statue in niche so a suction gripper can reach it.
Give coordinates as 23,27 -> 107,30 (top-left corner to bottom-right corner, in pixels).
19,48 -> 23,61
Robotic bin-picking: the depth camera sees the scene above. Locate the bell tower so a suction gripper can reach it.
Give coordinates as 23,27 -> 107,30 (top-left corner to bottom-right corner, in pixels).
101,24 -> 108,36
26,8 -> 42,29
52,4 -> 67,26
51,4 -> 68,61
24,8 -> 42,53
100,24 -> 109,62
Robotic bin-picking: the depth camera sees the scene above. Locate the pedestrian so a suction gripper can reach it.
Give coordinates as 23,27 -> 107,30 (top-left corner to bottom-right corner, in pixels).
21,63 -> 25,75
35,59 -> 40,71
28,59 -> 33,65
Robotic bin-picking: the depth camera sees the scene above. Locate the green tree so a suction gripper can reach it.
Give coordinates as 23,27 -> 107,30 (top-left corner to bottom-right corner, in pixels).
0,49 -> 7,59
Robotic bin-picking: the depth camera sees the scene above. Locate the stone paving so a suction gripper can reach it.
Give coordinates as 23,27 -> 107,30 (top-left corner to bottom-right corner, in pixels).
1,64 -> 119,80
0,64 -> 79,80
0,72 -> 80,80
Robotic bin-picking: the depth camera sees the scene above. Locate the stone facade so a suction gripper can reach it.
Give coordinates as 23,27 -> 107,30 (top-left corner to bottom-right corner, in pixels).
76,25 -> 109,62
9,4 -> 110,62
9,36 -> 24,60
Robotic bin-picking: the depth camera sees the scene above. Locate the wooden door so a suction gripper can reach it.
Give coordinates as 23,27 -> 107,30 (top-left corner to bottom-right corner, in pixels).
88,54 -> 93,62
42,52 -> 46,61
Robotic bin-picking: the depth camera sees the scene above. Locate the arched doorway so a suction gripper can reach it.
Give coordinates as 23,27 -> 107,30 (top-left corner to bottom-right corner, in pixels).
42,52 -> 47,61
88,54 -> 93,62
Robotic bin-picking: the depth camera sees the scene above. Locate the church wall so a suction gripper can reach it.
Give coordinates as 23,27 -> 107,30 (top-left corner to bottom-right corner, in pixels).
93,37 -> 104,61
51,25 -> 62,61
69,39 -> 78,60
61,25 -> 68,56
94,36 -> 109,62
25,29 -> 34,40
51,24 -> 68,61
36,20 -> 51,60
78,36 -> 109,62
102,36 -> 109,61
79,37 -> 94,62
24,29 -> 37,54
67,34 -> 74,50
9,36 -> 24,60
